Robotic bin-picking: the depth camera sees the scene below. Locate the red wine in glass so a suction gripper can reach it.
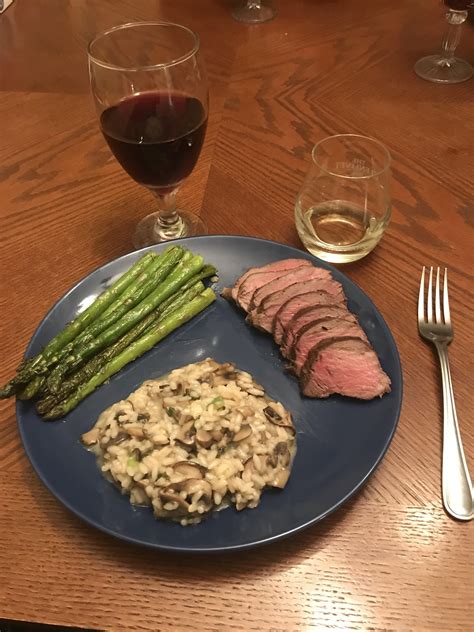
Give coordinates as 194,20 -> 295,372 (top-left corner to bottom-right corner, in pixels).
444,0 -> 471,9
101,91 -> 207,193
88,22 -> 209,246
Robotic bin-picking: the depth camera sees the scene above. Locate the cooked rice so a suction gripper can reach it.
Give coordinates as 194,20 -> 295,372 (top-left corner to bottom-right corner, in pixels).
82,358 -> 297,525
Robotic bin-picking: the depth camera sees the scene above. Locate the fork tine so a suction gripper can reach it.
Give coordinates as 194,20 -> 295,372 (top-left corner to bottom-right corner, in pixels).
443,268 -> 451,326
418,266 -> 426,323
427,266 -> 433,323
435,267 -> 441,323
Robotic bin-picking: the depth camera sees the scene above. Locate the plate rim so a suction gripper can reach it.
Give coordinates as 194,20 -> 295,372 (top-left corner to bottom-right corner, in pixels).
16,234 -> 403,552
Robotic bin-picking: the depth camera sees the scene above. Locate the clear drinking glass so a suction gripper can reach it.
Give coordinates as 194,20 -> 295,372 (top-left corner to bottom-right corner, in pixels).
88,22 -> 209,248
414,1 -> 473,83
232,1 -> 276,23
295,135 -> 392,264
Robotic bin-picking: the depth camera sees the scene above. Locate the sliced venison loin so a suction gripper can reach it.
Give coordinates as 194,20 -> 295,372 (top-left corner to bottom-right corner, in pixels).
291,318 -> 366,375
235,264 -> 311,311
301,336 -> 391,399
252,277 -> 345,334
222,259 -> 311,308
247,265 -> 332,316
281,301 -> 350,358
222,258 -> 391,401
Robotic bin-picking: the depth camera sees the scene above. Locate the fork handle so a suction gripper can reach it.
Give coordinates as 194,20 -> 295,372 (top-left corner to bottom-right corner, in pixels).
436,343 -> 473,520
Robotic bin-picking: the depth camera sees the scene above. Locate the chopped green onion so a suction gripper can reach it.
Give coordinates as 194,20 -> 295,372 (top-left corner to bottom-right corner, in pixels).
209,396 -> 225,410
127,456 -> 138,469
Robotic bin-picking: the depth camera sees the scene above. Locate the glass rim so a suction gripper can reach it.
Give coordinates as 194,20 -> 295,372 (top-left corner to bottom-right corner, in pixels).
87,21 -> 200,72
311,134 -> 391,180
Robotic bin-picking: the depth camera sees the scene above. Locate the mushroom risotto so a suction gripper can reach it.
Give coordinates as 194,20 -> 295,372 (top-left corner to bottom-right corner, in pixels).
82,358 -> 297,525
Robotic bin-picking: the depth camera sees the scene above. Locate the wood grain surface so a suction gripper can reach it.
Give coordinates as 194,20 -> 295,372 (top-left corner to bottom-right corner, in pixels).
0,1 -> 473,630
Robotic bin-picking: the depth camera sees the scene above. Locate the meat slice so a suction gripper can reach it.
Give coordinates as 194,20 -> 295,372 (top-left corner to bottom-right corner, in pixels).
235,263 -> 310,311
281,301 -> 349,358
291,318 -> 366,375
252,277 -> 345,334
248,266 -> 332,315
222,259 -> 311,308
301,337 -> 391,399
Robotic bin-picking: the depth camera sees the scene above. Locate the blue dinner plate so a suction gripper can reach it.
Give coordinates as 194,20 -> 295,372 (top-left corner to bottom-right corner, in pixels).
17,236 -> 402,552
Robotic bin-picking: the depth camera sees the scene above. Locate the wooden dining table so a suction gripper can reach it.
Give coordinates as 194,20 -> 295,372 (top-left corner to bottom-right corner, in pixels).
1,1 -> 473,630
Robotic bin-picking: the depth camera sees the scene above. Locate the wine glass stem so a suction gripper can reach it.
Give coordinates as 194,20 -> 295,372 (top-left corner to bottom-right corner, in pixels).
440,10 -> 467,62
153,189 -> 181,230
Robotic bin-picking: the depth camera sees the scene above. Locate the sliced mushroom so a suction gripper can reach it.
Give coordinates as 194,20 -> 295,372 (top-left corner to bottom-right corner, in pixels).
113,410 -> 128,423
158,491 -> 190,514
166,407 -> 181,421
125,425 -> 145,439
173,461 -> 206,479
238,381 -> 265,396
206,359 -> 222,371
233,425 -> 252,443
263,406 -> 282,422
81,427 -> 99,446
102,431 -> 128,448
137,413 -> 150,423
214,362 -> 235,375
175,419 -> 196,449
171,382 -> 183,395
263,406 -> 296,435
266,453 -> 278,468
211,429 -> 224,442
178,478 -> 213,502
270,468 -> 291,489
242,457 -> 256,480
196,429 -> 213,448
212,363 -> 238,385
185,388 -> 200,399
152,436 -> 169,447
198,373 -> 215,387
273,442 -> 291,467
237,406 -> 254,419
135,477 -> 151,489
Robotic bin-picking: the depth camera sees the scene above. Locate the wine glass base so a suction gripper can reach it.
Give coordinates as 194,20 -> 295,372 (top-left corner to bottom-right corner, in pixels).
133,210 -> 207,249
414,55 -> 473,83
232,4 -> 276,23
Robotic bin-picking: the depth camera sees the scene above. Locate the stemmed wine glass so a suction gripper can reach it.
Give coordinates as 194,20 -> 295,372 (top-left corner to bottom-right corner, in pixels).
232,1 -> 276,23
88,22 -> 209,248
414,0 -> 473,83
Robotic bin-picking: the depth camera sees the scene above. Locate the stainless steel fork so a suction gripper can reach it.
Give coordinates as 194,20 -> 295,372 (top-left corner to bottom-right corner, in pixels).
418,266 -> 473,521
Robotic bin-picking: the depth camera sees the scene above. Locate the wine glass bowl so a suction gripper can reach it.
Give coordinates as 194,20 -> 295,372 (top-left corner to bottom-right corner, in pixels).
88,22 -> 209,247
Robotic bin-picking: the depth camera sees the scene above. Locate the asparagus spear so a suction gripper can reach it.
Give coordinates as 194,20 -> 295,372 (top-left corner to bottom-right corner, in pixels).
27,251 -> 175,387
16,376 -> 46,401
0,251 -> 157,395
95,247 -> 182,321
46,251 -> 195,392
68,247 -> 184,351
157,264 -> 217,312
46,254 -> 205,393
35,281 -> 205,415
43,288 -> 216,419
30,265 -> 216,407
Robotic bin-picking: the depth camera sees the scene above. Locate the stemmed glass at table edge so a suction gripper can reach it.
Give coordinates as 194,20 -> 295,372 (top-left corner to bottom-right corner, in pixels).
232,1 -> 276,24
415,1 -> 473,83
